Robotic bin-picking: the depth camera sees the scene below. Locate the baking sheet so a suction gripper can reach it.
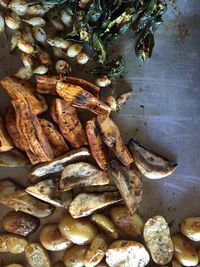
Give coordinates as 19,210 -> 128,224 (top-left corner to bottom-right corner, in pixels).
0,0 -> 200,265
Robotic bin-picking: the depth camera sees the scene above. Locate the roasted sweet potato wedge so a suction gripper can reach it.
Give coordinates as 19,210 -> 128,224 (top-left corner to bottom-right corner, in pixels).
12,99 -> 53,165
56,82 -> 110,116
0,115 -> 13,152
109,160 -> 143,215
97,116 -> 133,166
36,75 -> 100,97
86,118 -> 107,170
39,118 -> 69,157
52,99 -> 87,148
0,76 -> 47,115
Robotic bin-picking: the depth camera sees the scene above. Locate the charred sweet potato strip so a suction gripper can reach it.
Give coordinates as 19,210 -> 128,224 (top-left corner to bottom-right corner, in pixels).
97,116 -> 133,166
39,118 -> 69,157
86,118 -> 107,170
12,99 -> 53,165
35,75 -> 100,97
0,115 -> 13,152
56,82 -> 110,116
0,76 -> 47,115
52,99 -> 87,148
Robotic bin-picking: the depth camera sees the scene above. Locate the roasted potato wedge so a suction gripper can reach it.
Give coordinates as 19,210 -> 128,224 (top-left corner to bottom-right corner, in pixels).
63,245 -> 88,267
86,118 -> 107,170
56,82 -> 110,116
52,98 -> 87,148
172,234 -> 198,267
12,99 -> 53,165
83,185 -> 117,193
128,138 -> 177,179
0,149 -> 29,167
85,233 -> 108,267
109,160 -> 143,215
0,115 -> 13,152
36,75 -> 100,96
0,180 -> 54,218
1,76 -> 47,115
1,211 -> 40,236
180,217 -> 200,241
97,116 -> 133,166
25,243 -> 50,267
91,213 -> 119,239
143,215 -> 173,265
59,213 -> 97,245
110,206 -> 144,238
106,240 -> 150,267
26,178 -> 72,208
60,162 -> 109,191
39,224 -> 72,251
116,91 -> 132,111
28,147 -> 90,183
69,192 -> 122,218
0,233 -> 28,254
39,118 -> 69,156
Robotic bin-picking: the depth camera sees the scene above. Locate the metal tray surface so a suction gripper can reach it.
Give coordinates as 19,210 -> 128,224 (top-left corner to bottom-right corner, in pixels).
0,0 -> 200,265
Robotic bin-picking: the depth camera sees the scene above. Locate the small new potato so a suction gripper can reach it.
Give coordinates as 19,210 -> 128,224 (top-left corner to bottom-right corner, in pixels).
39,223 -> 72,251
172,234 -> 198,266
0,234 -> 28,254
63,245 -> 88,267
180,217 -> 200,241
25,243 -> 50,267
67,44 -> 83,58
59,213 -> 97,245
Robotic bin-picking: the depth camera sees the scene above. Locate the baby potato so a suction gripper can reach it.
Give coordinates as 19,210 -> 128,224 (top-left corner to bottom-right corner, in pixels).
0,234 -> 28,254
63,245 -> 88,267
53,261 -> 65,267
84,233 -> 108,267
90,213 -> 118,239
2,211 -> 40,236
180,217 -> 200,241
172,259 -> 183,267
5,264 -> 23,267
39,223 -> 72,251
25,243 -> 50,267
110,206 -> 144,238
172,234 -> 198,266
59,213 -> 97,245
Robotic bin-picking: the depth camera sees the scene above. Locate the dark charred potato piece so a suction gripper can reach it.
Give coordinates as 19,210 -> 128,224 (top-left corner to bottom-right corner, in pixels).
86,119 -> 107,170
53,99 -> 87,148
56,82 -> 110,116
12,99 -> 54,165
28,147 -> 90,184
109,160 -> 143,215
0,115 -> 13,152
1,211 -> 40,237
60,162 -> 109,191
69,192 -> 122,218
39,118 -> 69,157
0,149 -> 29,167
0,76 -> 47,115
97,116 -> 133,166
128,139 -> 177,179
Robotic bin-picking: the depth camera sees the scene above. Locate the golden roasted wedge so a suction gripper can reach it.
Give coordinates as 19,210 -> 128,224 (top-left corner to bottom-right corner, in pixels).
128,138 -> 177,179
1,76 -> 47,115
109,160 -> 143,215
97,116 -> 133,166
56,82 -> 110,116
0,115 -> 13,152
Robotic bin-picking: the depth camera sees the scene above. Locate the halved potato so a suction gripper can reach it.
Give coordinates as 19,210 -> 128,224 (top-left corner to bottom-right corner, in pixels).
143,215 -> 173,265
0,149 -> 29,167
106,240 -> 149,267
25,243 -> 50,267
0,233 -> 28,254
180,217 -> 200,241
128,138 -> 177,179
0,115 -> 13,152
63,245 -> 88,267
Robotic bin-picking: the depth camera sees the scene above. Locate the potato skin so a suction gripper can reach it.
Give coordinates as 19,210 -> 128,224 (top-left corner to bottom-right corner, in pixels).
2,211 -> 40,237
0,233 -> 28,254
59,213 -> 97,245
25,243 -> 50,267
63,245 -> 88,267
180,217 -> 200,241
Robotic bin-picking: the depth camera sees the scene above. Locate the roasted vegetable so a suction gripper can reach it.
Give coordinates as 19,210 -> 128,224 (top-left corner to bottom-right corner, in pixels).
109,160 -> 142,215
25,243 -> 50,267
1,211 -> 40,237
86,118 -> 107,170
0,149 -> 29,167
83,185 -> 117,193
116,91 -> 132,111
0,233 -> 28,254
60,162 -> 109,191
128,138 -> 177,179
69,192 -> 122,218
136,29 -> 155,62
180,217 -> 200,241
63,245 -> 89,267
5,264 -> 23,267
0,115 -> 13,152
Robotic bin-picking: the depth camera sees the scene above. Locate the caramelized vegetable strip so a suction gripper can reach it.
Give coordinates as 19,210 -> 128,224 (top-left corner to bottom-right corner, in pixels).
86,118 -> 107,170
1,76 -> 47,115
12,99 -> 53,165
52,99 -> 87,148
97,116 -> 133,166
0,115 -> 13,152
39,118 -> 69,157
56,82 -> 110,116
